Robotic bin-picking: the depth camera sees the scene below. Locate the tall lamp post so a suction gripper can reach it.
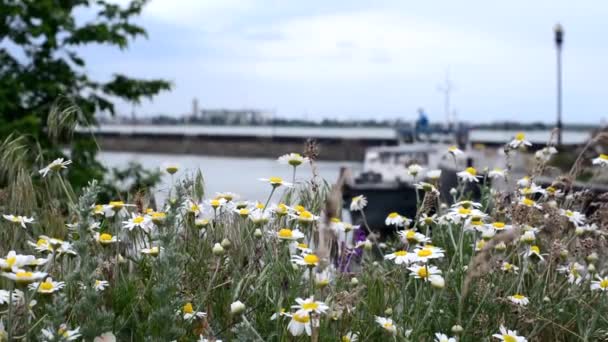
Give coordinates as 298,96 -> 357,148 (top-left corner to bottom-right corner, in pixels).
554,23 -> 564,146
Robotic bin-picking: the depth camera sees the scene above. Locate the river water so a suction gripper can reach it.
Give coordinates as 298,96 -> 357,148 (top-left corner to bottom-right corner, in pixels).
98,151 -> 361,203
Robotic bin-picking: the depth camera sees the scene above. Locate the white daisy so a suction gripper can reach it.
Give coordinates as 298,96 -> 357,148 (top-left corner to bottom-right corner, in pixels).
2,268 -> 47,284
535,146 -> 558,162
492,325 -> 527,342
435,333 -> 456,342
249,209 -> 272,226
94,232 -> 119,245
287,310 -> 318,336
94,280 -> 110,291
375,316 -> 397,335
501,262 -> 519,273
292,253 -> 320,267
407,164 -> 424,177
342,331 -> 359,342
526,245 -> 544,261
141,246 -> 163,257
508,294 -> 529,306
38,158 -> 72,177
457,167 -> 479,183
0,251 -> 38,270
488,168 -> 506,179
162,162 -> 180,175
184,200 -> 203,216
398,229 -> 430,245
122,213 -> 152,231
0,289 -> 22,305
28,277 -> 65,294
41,324 -> 81,341
426,169 -> 442,180
181,302 -> 207,321
591,275 -> 608,292
408,264 -> 442,281
516,176 -> 531,188
259,176 -> 293,188
508,132 -> 532,149
350,195 -> 367,211
292,296 -> 329,315
592,154 -> 608,167
447,146 -> 464,157
559,209 -> 585,226
278,153 -> 309,167
385,212 -> 407,227
275,228 -> 305,241
2,214 -> 34,228
413,246 -> 445,263
384,250 -> 414,265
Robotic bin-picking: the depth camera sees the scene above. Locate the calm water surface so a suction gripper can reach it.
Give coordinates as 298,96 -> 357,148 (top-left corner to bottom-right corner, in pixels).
98,151 -> 361,202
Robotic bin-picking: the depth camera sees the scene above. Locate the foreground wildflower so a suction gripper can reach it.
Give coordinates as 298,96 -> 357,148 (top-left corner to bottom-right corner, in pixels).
95,232 -> 119,245
103,200 -> 134,217
526,245 -> 544,261
259,176 -> 293,188
39,158 -> 72,177
426,169 -> 442,180
292,253 -> 320,267
342,332 -> 359,342
163,162 -> 180,174
94,280 -> 110,291
2,269 -> 47,284
231,300 -> 246,314
41,324 -> 81,341
559,209 -> 585,226
291,210 -> 319,224
185,200 -> 203,216
408,264 -> 442,281
493,325 -> 527,342
375,316 -> 397,335
519,197 -> 541,209
501,262 -> 519,273
94,332 -> 117,342
249,210 -> 271,225
29,277 -> 65,294
123,213 -> 152,231
535,146 -> 558,162
435,333 -> 456,342
208,197 -> 227,210
591,275 -> 608,292
181,302 -> 206,321
141,246 -> 163,257
385,250 -> 413,265
488,168 -> 506,179
407,164 -> 423,177
0,289 -> 22,304
508,132 -> 532,149
0,251 -> 38,269
292,297 -> 329,315
592,154 -> 608,167
350,195 -> 367,211
275,228 -> 305,241
2,214 -> 34,228
448,146 -> 463,157
457,167 -> 479,182
385,212 -> 407,227
508,294 -> 529,306
414,246 -> 445,263
398,229 -> 430,244
278,153 -> 309,167
287,310 -> 317,336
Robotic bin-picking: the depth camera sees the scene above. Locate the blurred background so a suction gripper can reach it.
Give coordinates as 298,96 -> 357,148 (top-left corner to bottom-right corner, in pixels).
1,0 -> 607,202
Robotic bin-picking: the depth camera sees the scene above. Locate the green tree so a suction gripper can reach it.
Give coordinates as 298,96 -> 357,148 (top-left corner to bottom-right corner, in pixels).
0,0 -> 171,188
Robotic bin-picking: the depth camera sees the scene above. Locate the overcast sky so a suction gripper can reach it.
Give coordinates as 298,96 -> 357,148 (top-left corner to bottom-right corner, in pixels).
86,0 -> 608,124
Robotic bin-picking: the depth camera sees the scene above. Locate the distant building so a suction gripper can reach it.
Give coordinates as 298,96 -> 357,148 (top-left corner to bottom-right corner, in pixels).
195,108 -> 270,125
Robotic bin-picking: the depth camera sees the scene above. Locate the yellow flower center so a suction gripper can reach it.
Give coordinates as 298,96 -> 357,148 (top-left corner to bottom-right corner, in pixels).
210,199 -> 221,207
37,239 -> 49,247
600,154 -> 608,161
330,217 -> 341,223
565,210 -> 573,217
109,201 -> 124,210
388,212 -> 399,219
269,176 -> 283,184
383,322 -> 393,329
99,233 -> 113,242
406,230 -> 416,240
466,167 -> 477,176
295,205 -> 306,213
417,267 -> 428,278
239,209 -> 250,216
302,302 -> 319,311
458,208 -> 471,215
531,245 -> 540,254
190,204 -> 200,212
342,336 -> 352,342
600,279 -> 608,288
183,302 -> 194,314
512,294 -> 525,300
424,217 -> 433,225
293,312 -> 310,323
256,203 -> 265,209
16,271 -> 33,278
515,132 -> 525,141
503,335 -> 517,342
522,198 -> 535,207
303,254 -> 319,265
476,240 -> 486,250
94,204 -> 104,213
449,146 -> 458,152
11,217 -> 19,222
6,256 -> 16,267
546,186 -> 556,194
394,250 -> 407,257
504,263 -> 513,270
278,229 -> 293,238
493,222 -> 505,229
166,166 -> 178,174
133,216 -> 145,224
299,211 -> 313,220
152,212 -> 166,220
297,243 -> 308,249
40,281 -> 54,291
417,249 -> 432,257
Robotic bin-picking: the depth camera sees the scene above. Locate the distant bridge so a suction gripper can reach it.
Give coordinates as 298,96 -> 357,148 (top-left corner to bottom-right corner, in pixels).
82,124 -> 592,161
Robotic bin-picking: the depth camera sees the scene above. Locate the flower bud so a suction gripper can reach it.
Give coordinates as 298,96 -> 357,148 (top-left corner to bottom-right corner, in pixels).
587,252 -> 599,263
350,277 -> 359,285
230,300 -> 246,315
449,188 -> 458,197
221,238 -> 232,250
212,243 -> 224,256
254,228 -> 263,239
451,325 -> 463,334
363,240 -> 373,251
588,263 -> 597,273
384,307 -> 393,316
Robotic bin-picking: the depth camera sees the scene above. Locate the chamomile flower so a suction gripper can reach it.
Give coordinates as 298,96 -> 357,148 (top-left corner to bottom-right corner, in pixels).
0,289 -> 22,305
419,213 -> 438,227
94,232 -> 119,245
519,183 -> 546,196
271,203 -> 290,216
415,182 -> 439,194
292,253 -> 320,267
526,245 -> 544,261
278,153 -> 309,167
41,324 -> 81,341
185,200 -> 203,216
476,226 -> 496,240
249,209 -> 271,226
426,169 -> 442,180
501,262 -> 519,273
287,310 -> 317,336
259,176 -> 293,188
398,229 -> 430,244
435,333 -> 456,342
557,262 -> 585,285
535,146 -> 558,162
94,280 -> 109,291
408,264 -> 442,281
519,231 -> 536,244
235,207 -> 250,218
215,192 -> 238,202
292,296 -> 329,315
141,246 -> 163,257
94,332 -> 117,342
181,302 -> 207,321
592,154 -> 608,167
407,164 -> 424,177
508,294 -> 529,306
492,325 -> 527,342
103,201 -> 134,217
29,277 -> 65,294
413,246 -> 445,263
275,228 -> 305,241
508,132 -> 532,149
488,168 -> 506,179
2,214 -> 34,228
474,240 -> 487,252
591,275 -> 608,292
350,195 -> 367,211
457,167 -> 479,182
270,308 -> 287,320
162,162 -> 180,175
375,316 -> 397,335
291,242 -> 313,254
519,197 -> 541,209
385,250 -> 414,265
291,210 -> 319,224
2,268 -> 47,284
559,209 -> 585,226
517,176 -> 531,188
342,332 -> 359,342
0,251 -> 38,270
447,146 -> 464,157
122,213 -> 152,231
208,197 -> 227,210
38,158 -> 72,177
385,212 -> 407,227
28,237 -> 54,253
